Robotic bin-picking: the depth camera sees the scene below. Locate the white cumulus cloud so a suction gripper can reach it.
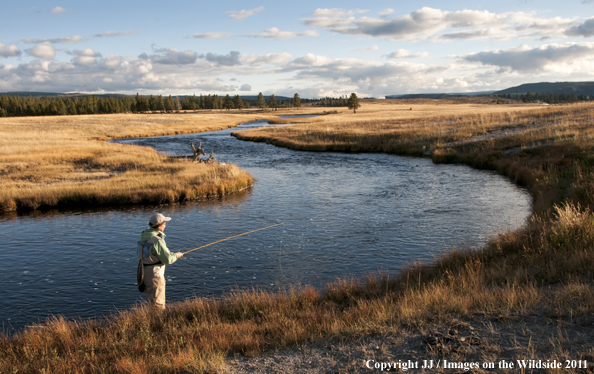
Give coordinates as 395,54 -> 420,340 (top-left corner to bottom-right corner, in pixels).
51,6 -> 66,13
70,48 -> 101,65
103,55 -> 122,68
0,43 -> 21,57
26,42 -> 56,59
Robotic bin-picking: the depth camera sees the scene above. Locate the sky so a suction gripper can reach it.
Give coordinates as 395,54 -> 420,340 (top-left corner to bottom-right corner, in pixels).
1,0 -> 594,98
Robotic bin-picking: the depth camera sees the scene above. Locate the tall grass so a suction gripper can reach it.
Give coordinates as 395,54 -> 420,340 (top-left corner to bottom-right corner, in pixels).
2,101 -> 594,373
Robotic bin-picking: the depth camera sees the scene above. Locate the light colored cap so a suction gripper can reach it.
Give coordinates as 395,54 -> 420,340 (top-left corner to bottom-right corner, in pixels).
149,213 -> 172,227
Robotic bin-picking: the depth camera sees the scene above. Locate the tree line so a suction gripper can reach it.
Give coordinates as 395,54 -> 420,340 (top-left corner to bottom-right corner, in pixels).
0,95 -> 136,117
0,93 -> 300,117
304,96 -> 351,107
495,91 -> 593,104
0,92 -> 363,117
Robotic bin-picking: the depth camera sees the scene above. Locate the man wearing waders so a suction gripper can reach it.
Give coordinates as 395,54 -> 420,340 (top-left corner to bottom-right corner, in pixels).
138,213 -> 184,309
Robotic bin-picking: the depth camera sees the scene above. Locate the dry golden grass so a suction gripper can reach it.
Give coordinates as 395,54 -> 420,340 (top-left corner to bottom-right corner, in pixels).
2,100 -> 594,373
0,109 -> 322,212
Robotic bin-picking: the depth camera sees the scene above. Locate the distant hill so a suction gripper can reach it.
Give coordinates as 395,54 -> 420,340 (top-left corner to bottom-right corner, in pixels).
493,82 -> 594,96
385,91 -> 494,99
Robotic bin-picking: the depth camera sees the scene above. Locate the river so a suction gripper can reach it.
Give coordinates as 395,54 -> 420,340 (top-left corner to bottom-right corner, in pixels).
0,117 -> 531,332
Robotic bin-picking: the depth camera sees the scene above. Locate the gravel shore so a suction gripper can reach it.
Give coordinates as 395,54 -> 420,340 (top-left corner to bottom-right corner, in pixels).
226,314 -> 594,373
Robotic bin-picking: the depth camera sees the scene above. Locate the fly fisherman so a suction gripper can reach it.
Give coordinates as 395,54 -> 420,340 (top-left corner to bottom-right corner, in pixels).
138,213 -> 184,309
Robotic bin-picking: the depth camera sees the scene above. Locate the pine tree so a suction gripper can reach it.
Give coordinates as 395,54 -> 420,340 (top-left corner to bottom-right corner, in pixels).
156,95 -> 165,113
148,95 -> 156,112
164,95 -> 176,113
269,94 -> 278,111
223,94 -> 233,110
292,93 -> 301,109
256,92 -> 266,110
347,93 -> 361,113
233,95 -> 243,109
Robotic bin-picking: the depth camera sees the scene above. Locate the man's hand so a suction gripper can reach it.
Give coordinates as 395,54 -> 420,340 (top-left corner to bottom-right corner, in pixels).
176,252 -> 184,259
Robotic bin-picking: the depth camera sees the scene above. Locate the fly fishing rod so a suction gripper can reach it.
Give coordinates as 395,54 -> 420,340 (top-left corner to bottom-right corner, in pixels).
183,223 -> 284,255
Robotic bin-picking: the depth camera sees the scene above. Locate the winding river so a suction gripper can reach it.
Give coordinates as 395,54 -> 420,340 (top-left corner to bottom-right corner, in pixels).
0,117 -> 531,332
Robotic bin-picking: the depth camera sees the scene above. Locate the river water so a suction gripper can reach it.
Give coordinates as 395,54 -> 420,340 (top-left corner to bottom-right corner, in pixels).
0,117 -> 531,332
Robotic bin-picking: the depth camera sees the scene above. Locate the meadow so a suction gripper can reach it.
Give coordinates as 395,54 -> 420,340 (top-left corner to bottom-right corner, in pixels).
1,100 -> 594,373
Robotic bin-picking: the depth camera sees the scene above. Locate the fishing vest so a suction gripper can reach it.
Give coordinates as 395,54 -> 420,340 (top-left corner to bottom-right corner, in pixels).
137,233 -> 164,266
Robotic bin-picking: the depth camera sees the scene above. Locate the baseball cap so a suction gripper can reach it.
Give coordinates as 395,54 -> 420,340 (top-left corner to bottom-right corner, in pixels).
149,213 -> 172,227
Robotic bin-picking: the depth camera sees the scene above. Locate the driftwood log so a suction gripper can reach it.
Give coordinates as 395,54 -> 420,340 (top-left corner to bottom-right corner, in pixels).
190,142 -> 217,164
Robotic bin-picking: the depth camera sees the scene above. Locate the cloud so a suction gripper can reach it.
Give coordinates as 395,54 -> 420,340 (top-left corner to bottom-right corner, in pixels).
242,52 -> 292,66
240,84 -> 251,91
379,9 -> 394,17
94,30 -> 138,38
279,52 -> 460,96
226,6 -> 264,20
192,32 -> 232,39
303,7 -> 574,42
292,53 -> 335,66
435,26 -> 519,41
23,35 -> 83,44
26,42 -> 56,59
51,6 -> 66,13
0,43 -> 21,57
103,55 -> 122,68
386,49 -> 429,58
565,17 -> 594,37
311,8 -> 368,17
140,48 -> 198,65
243,27 -> 318,39
70,48 -> 102,65
360,45 -> 379,51
463,42 -> 594,72
200,51 -> 241,66
0,57 -> 241,94
71,48 -> 101,57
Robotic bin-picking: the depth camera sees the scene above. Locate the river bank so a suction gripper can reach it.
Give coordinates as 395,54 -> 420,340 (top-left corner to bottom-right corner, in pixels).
1,101 -> 592,373
0,109 -> 321,213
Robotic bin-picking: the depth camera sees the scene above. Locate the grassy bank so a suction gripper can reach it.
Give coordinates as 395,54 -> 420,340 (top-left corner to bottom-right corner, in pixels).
0,110 -> 321,213
234,101 -> 594,214
2,101 -> 594,373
